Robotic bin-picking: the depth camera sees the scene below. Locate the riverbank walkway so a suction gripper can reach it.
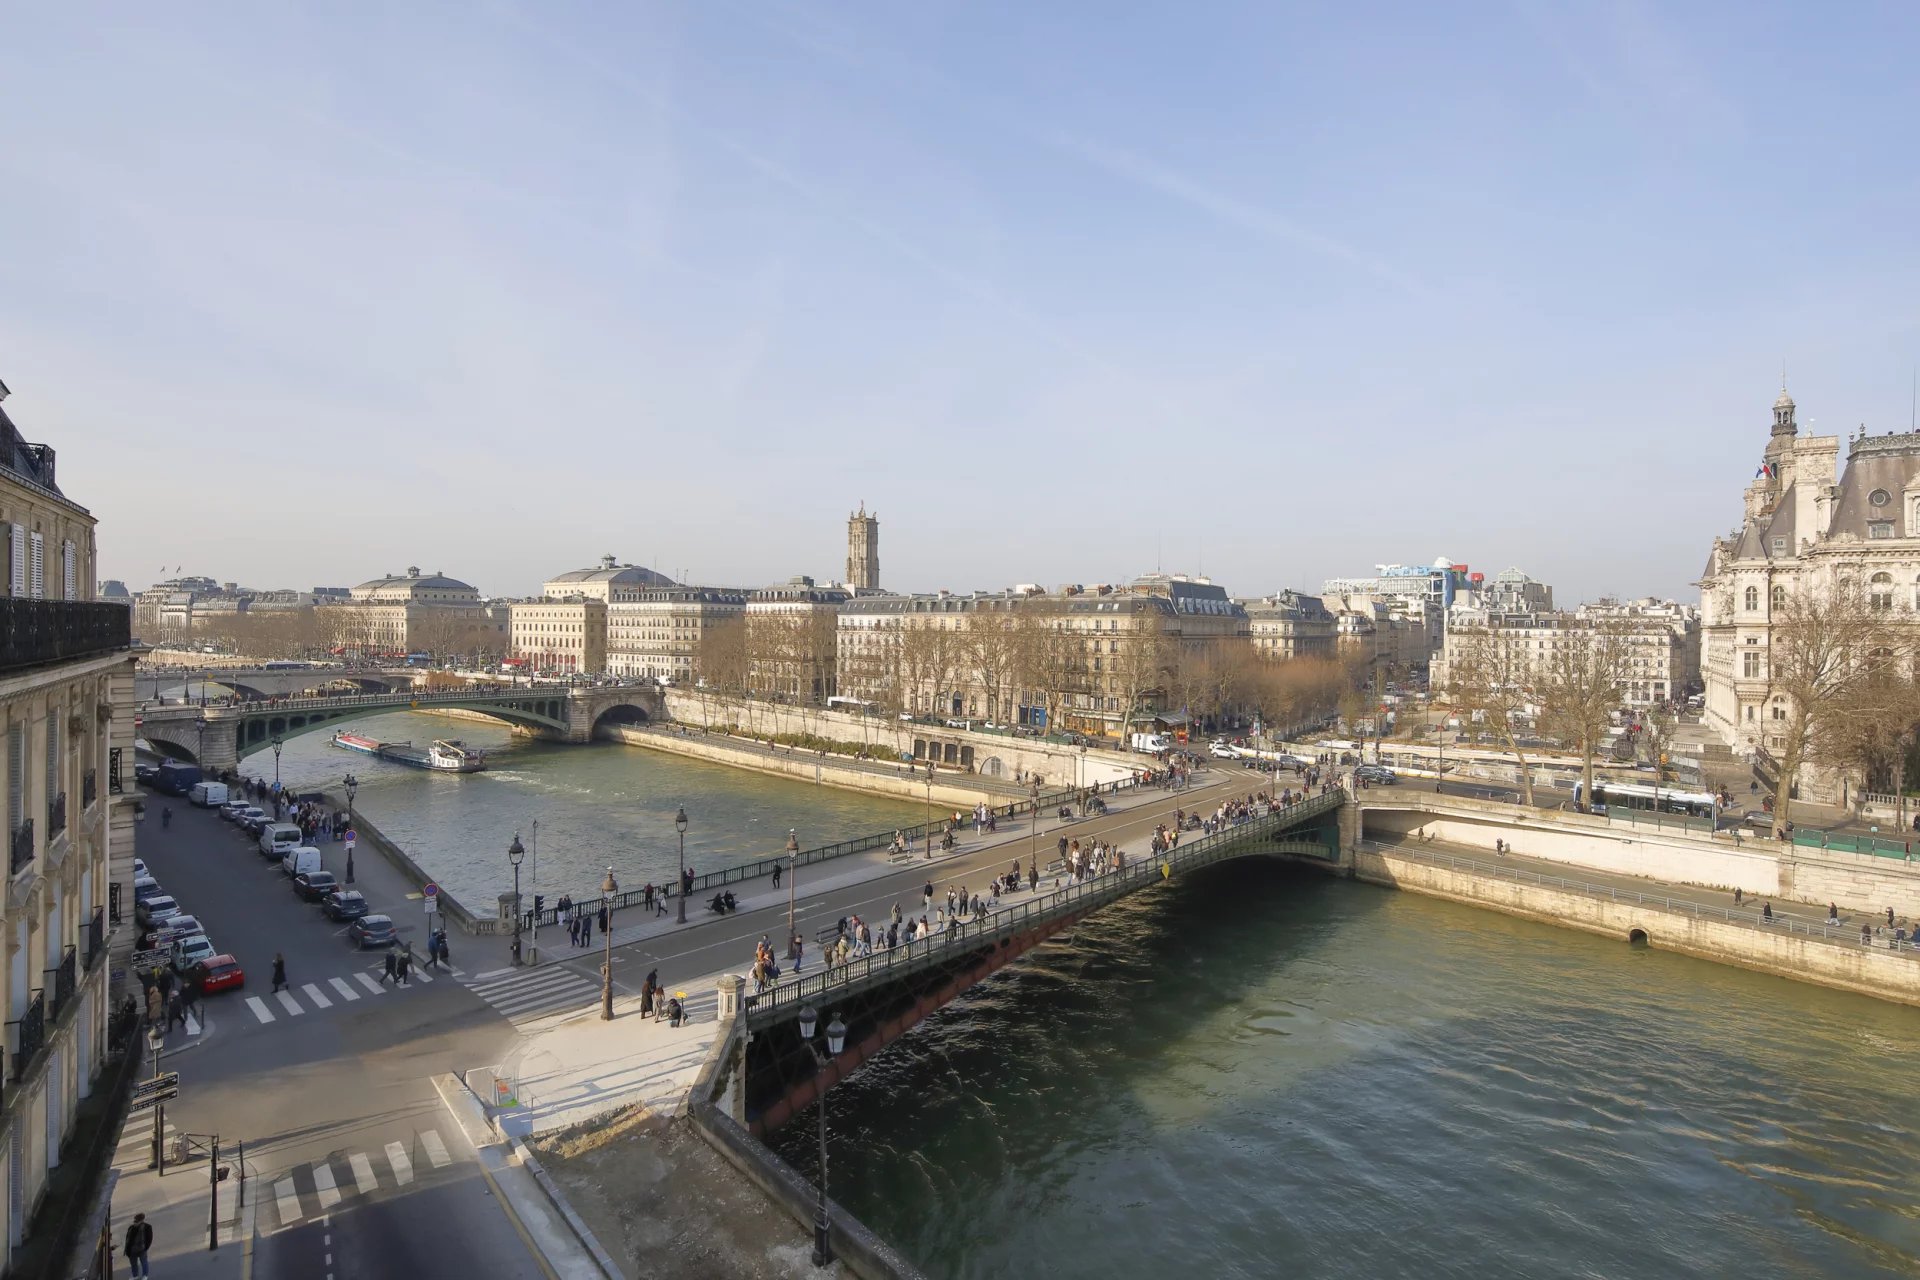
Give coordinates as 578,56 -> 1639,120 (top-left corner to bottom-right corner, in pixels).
621,722 -> 1053,799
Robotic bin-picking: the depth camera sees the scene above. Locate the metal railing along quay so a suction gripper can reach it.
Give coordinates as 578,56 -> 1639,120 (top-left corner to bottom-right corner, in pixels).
743,789 -> 1347,1023
521,774 -> 1163,930
1360,839 -> 1920,958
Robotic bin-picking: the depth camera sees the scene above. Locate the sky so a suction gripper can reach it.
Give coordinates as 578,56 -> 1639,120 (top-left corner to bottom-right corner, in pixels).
3,2 -> 1918,605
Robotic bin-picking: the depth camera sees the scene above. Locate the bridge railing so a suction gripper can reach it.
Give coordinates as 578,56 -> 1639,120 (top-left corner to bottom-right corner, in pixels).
743,789 -> 1347,1023
524,774 -> 1158,930
1358,838 -> 1920,955
143,686 -> 570,715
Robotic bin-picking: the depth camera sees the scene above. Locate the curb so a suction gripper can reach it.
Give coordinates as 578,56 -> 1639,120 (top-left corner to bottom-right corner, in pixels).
511,1137 -> 625,1280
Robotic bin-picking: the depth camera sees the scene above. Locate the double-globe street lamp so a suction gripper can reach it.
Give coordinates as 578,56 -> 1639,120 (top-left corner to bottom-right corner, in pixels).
600,865 -> 618,1020
343,774 -> 358,884
675,805 -> 689,924
796,1005 -> 848,1268
508,834 -> 526,965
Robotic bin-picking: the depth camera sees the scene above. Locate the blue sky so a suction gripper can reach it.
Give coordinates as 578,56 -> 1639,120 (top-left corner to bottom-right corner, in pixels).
3,2 -> 1917,603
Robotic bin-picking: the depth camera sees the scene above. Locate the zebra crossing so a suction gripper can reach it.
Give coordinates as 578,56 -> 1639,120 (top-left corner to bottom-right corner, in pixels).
240,962 -> 463,1024
260,1125 -> 458,1232
463,963 -> 604,1027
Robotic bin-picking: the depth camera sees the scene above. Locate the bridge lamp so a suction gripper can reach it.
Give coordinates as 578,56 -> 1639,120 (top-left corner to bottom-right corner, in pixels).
785,829 -> 800,941
796,1006 -> 848,1267
600,865 -> 618,1020
675,806 -> 690,925
508,834 -> 526,966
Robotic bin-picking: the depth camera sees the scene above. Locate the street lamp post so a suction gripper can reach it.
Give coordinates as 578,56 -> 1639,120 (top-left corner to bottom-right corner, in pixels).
785,829 -> 799,944
675,806 -> 689,925
148,1025 -> 166,1173
271,735 -> 284,790
1028,776 -> 1040,878
600,865 -> 617,1020
508,834 -> 525,965
924,762 -> 934,858
343,774 -> 358,884
796,1005 -> 848,1268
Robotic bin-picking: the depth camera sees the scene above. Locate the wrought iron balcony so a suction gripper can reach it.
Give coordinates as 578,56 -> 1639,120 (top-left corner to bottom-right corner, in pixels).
47,792 -> 65,838
9,818 -> 32,875
0,598 -> 131,676
86,906 -> 104,969
47,947 -> 75,1022
108,747 -> 124,795
82,768 -> 96,809
8,990 -> 46,1081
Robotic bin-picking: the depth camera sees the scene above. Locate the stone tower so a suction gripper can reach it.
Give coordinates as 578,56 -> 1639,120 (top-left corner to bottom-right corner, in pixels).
847,504 -> 879,591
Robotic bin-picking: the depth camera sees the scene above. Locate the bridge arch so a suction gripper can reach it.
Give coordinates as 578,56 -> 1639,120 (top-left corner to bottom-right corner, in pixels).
222,698 -> 570,760
590,702 -> 652,734
1628,927 -> 1650,946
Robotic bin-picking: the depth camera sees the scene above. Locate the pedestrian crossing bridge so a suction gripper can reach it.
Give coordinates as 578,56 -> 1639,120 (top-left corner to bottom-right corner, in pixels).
739,788 -> 1347,1134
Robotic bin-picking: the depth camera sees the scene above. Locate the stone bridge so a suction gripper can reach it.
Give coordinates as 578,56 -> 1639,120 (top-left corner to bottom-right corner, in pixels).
735,788 -> 1348,1135
137,683 -> 665,771
136,667 -> 421,701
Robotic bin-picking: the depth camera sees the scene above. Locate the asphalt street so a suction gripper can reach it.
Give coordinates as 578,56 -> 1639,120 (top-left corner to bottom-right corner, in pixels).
135,794 -> 545,1280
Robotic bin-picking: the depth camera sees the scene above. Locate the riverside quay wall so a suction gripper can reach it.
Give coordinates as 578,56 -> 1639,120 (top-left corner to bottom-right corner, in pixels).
1348,843 -> 1920,1008
1358,795 -> 1920,921
657,690 -> 1138,790
602,724 -> 1005,808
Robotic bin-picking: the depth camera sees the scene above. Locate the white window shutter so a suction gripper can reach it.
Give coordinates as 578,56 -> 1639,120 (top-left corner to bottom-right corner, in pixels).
28,532 -> 44,598
61,540 -> 75,600
8,525 -> 23,597
46,715 -> 60,815
6,723 -> 23,834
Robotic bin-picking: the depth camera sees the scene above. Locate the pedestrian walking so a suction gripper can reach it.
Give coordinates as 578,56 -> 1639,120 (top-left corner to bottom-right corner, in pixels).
438,932 -> 452,967
772,862 -> 783,889
272,953 -> 287,993
582,913 -> 593,946
398,948 -> 412,986
145,984 -> 162,1027
382,948 -> 398,984
123,1212 -> 154,1278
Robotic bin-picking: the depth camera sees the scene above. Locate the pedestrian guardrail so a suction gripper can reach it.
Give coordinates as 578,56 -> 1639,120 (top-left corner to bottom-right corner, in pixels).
1792,829 -> 1916,860
742,789 -> 1347,1025
1359,839 -> 1920,957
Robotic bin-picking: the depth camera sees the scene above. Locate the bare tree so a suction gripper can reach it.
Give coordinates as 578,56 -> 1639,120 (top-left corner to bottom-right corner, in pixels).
1107,609 -> 1171,742
965,613 -> 1021,724
1446,626 -> 1542,805
1824,658 -> 1920,827
1536,623 -> 1628,812
1762,578 -> 1897,838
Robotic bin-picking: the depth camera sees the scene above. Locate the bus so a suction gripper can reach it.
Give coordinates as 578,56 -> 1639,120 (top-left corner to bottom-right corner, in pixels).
1589,781 -> 1716,820
826,696 -> 877,715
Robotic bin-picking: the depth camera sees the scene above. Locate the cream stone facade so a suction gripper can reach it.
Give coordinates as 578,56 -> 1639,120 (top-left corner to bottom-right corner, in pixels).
607,587 -> 744,683
509,599 -> 607,674
1243,591 -> 1337,661
1698,386 -> 1920,802
0,378 -> 136,1267
746,579 -> 849,701
333,567 -> 495,655
1433,601 -> 1699,710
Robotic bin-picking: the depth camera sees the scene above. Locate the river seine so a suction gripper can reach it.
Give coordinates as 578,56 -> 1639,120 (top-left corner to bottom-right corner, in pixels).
234,710 -> 923,907
774,858 -> 1920,1279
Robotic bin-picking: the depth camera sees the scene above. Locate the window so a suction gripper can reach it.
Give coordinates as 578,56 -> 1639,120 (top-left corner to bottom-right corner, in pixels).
1746,706 -> 1755,722
1871,488 -> 1893,507
1771,537 -> 1787,554
1744,586 -> 1758,611
1771,585 -> 1786,611
1772,704 -> 1787,721
1870,522 -> 1894,539
28,531 -> 43,598
1871,572 -> 1894,612
1743,650 -> 1762,678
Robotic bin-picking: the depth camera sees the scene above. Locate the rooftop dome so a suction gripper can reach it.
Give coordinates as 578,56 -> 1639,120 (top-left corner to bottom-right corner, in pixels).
351,566 -> 480,599
545,554 -> 675,589
1774,388 -> 1795,410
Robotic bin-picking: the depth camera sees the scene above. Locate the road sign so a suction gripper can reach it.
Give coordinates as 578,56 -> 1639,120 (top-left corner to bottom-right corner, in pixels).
131,948 -> 170,971
130,1088 -> 179,1114
134,1073 -> 180,1101
424,883 -> 438,916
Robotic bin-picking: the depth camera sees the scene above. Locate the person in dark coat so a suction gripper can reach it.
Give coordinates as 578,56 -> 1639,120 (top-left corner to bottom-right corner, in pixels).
272,953 -> 288,993
124,1212 -> 154,1277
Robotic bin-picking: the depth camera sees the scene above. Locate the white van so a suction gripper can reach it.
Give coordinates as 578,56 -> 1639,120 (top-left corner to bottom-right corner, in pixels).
258,823 -> 302,858
190,781 -> 229,808
281,846 -> 323,879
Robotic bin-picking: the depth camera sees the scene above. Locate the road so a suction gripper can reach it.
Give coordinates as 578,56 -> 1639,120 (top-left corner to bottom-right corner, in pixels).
135,796 -> 549,1279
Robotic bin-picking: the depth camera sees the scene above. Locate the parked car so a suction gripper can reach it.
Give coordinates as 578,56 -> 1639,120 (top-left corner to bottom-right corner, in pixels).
235,807 -> 266,831
135,763 -> 159,784
143,915 -> 207,949
323,890 -> 370,921
137,895 -> 182,926
293,870 -> 340,902
348,915 -> 398,948
171,934 -> 218,973
133,857 -> 148,878
219,797 -> 249,821
133,876 -> 165,904
1741,810 -> 1774,831
190,954 -> 246,994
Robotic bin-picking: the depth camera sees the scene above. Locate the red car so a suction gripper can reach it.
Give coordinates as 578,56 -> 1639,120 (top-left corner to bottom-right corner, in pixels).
191,954 -> 246,994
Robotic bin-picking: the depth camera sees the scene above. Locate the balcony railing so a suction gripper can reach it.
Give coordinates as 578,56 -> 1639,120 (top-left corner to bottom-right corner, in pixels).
82,769 -> 96,809
86,907 -> 104,969
47,792 -> 66,838
47,946 -> 75,1022
0,598 -> 132,676
8,990 -> 46,1081
108,747 -> 123,795
10,818 -> 33,875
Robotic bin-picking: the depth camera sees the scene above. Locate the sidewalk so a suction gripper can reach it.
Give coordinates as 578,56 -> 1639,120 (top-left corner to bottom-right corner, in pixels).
101,1105 -> 253,1280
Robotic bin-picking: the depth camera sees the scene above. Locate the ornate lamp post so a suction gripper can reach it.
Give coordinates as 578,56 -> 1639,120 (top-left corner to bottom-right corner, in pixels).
508,834 -> 525,966
147,1025 -> 167,1172
343,774 -> 358,884
600,865 -> 618,1020
785,829 -> 799,943
796,1005 -> 848,1268
675,805 -> 690,924
923,762 -> 935,857
271,735 -> 284,789
1028,776 -> 1040,876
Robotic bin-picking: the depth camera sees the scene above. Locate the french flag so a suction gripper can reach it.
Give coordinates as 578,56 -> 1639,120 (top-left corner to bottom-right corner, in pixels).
1755,462 -> 1776,479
